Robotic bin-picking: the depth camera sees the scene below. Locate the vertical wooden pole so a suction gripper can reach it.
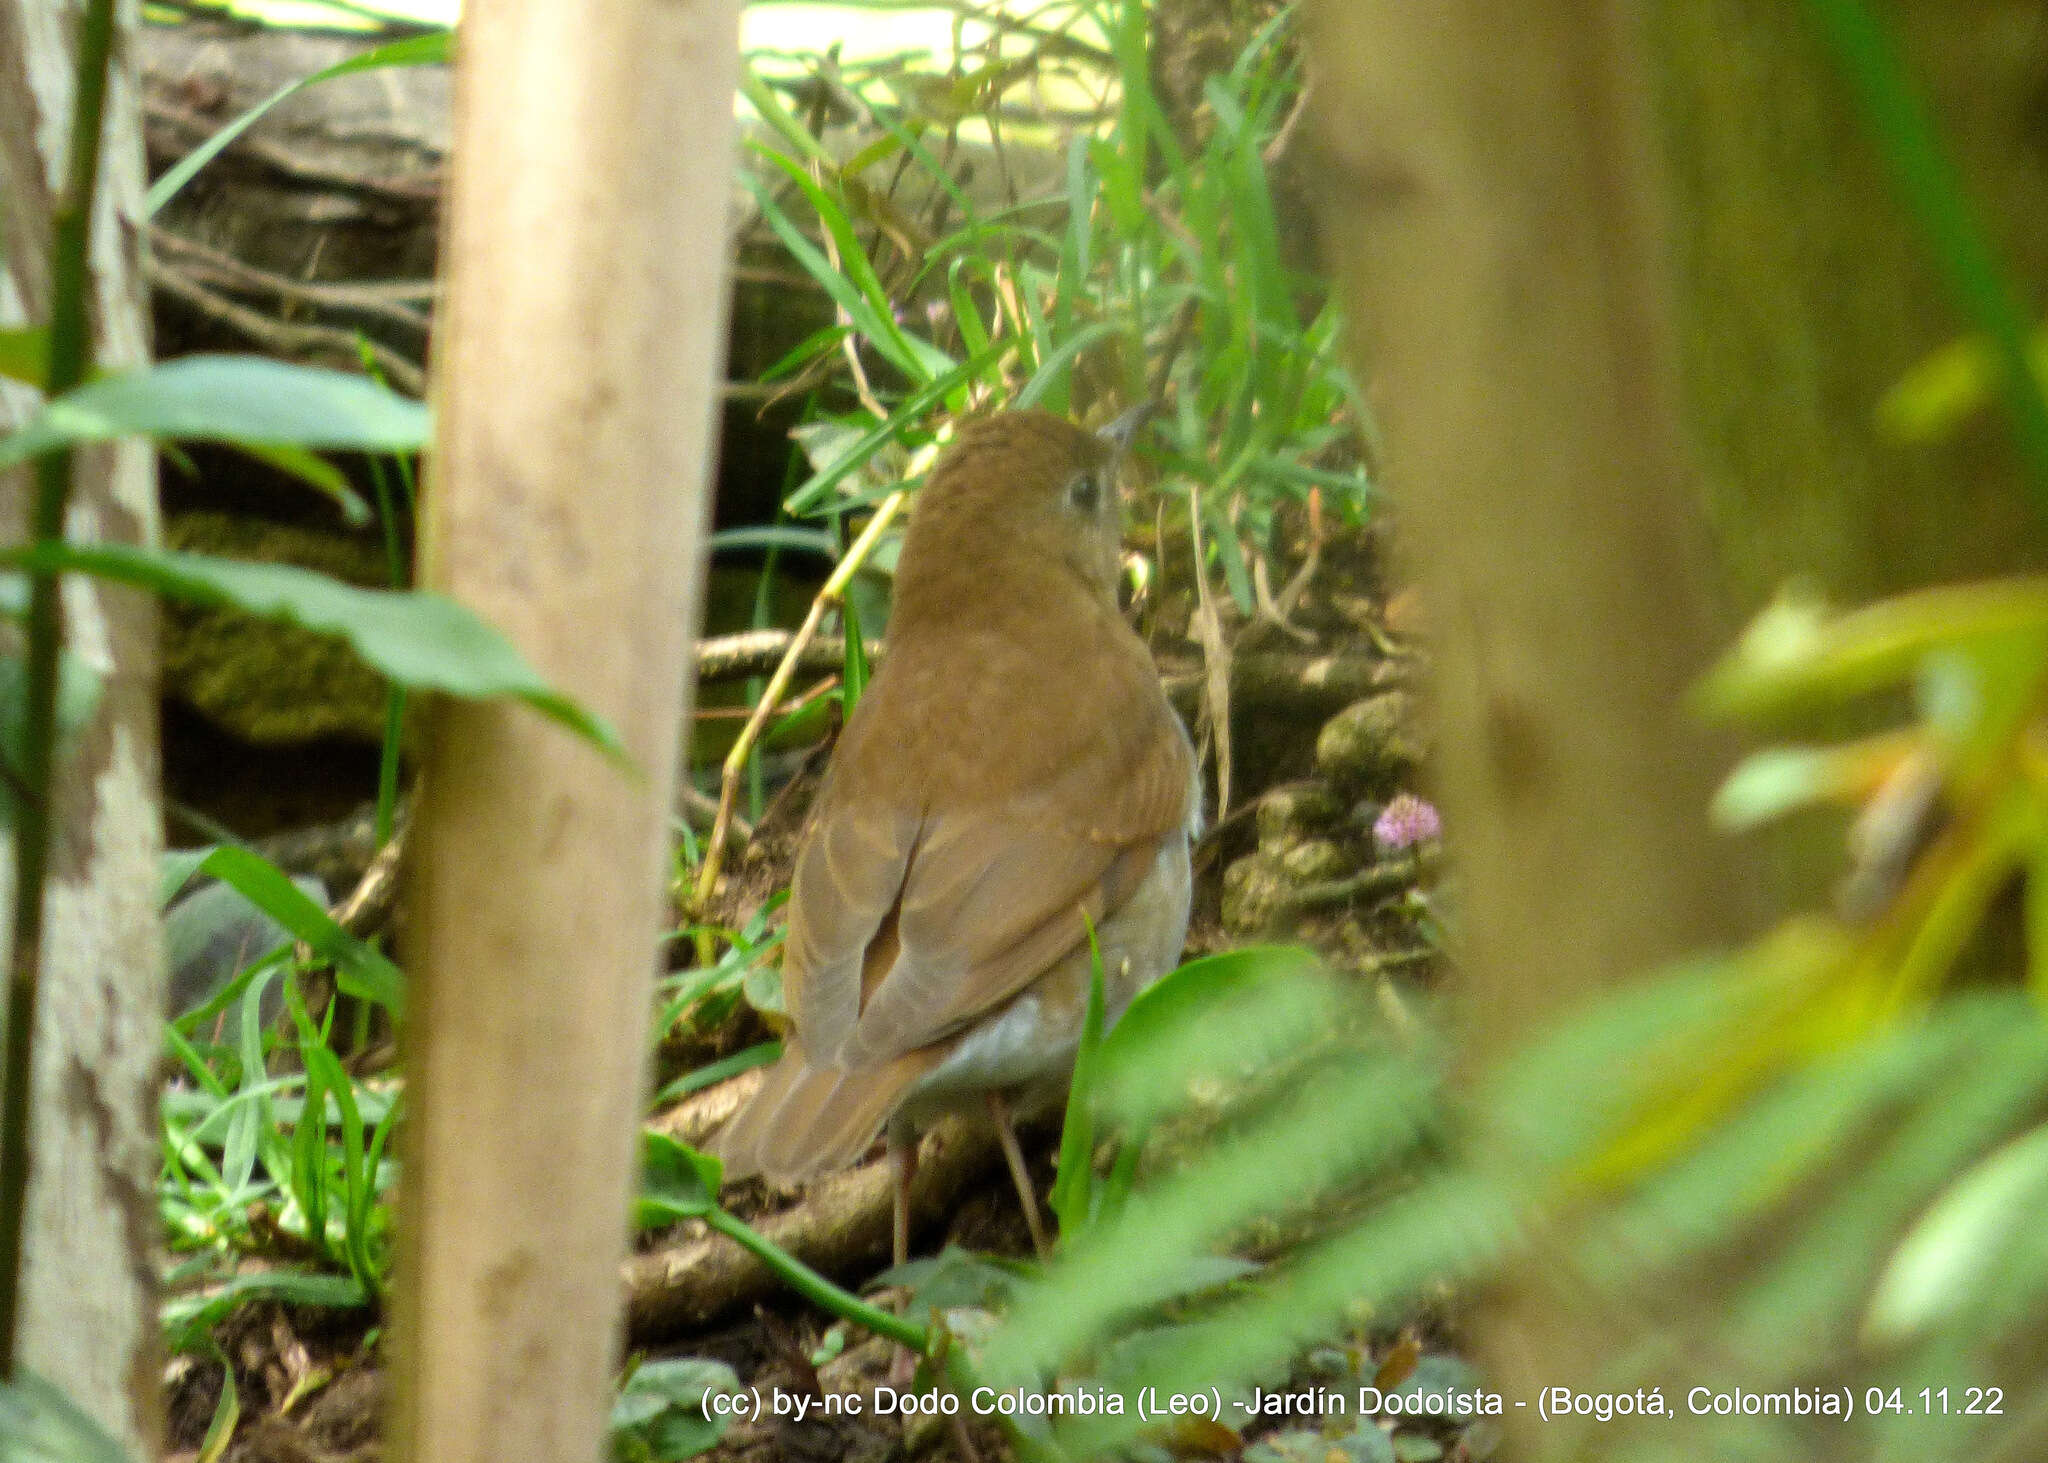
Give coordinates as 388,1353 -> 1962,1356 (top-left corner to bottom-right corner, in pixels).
388,2 -> 738,1459
0,0 -> 163,1447
1300,3 -> 1755,1454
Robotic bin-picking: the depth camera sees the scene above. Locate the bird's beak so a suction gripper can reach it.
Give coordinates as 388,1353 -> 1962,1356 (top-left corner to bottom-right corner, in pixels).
1096,400 -> 1159,460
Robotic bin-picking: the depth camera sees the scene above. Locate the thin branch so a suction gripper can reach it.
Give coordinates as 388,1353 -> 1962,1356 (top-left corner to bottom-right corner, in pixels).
150,224 -> 434,336
153,263 -> 427,395
694,629 -> 877,684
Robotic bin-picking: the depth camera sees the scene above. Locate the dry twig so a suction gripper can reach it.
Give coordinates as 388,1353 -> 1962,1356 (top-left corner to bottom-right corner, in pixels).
625,1113 -> 999,1340
690,489 -> 910,939
153,263 -> 427,394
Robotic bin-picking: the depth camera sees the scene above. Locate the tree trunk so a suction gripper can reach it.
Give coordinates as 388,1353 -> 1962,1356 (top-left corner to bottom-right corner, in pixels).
384,1 -> 737,1460
1299,3 -> 1755,1455
1649,0 -> 2048,610
0,0 -> 163,1451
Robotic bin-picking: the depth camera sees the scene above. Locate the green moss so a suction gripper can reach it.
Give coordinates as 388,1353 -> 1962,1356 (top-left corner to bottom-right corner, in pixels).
162,512 -> 391,744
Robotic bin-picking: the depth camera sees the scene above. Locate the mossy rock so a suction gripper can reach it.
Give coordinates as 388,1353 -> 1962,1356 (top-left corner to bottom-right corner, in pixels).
1314,691 -> 1424,789
1221,850 -> 1291,937
1254,780 -> 1345,849
162,512 -> 392,745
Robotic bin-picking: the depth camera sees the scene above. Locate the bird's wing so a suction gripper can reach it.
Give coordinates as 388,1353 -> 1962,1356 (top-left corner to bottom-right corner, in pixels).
779,800 -> 921,1064
837,676 -> 1194,1066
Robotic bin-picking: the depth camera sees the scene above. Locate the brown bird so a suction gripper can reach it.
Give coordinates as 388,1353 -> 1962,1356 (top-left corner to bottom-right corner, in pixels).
712,408 -> 1200,1263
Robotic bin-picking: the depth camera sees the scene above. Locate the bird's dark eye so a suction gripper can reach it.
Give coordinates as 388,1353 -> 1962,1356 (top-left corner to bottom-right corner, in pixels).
1065,471 -> 1103,515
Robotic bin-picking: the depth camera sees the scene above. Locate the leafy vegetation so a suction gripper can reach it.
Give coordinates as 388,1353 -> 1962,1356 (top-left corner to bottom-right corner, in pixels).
10,0 -> 2048,1460
734,0 -> 1368,615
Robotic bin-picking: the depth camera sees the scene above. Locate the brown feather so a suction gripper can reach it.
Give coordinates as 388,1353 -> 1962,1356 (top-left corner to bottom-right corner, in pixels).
713,1046 -> 944,1182
713,409 -> 1197,1188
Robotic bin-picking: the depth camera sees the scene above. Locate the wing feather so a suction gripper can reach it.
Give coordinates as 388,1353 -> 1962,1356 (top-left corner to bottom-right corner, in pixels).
779,592 -> 1197,1075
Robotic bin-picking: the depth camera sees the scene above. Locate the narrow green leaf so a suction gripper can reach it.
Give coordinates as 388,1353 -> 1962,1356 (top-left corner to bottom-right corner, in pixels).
1802,0 -> 2048,515
229,440 -> 372,525
708,525 -> 839,559
649,1041 -> 781,1109
196,1342 -> 240,1463
161,1269 -> 368,1350
840,594 -> 869,709
3,541 -> 624,758
159,845 -> 218,906
784,342 -> 1011,514
1014,320 -> 1120,411
0,355 -> 428,472
198,845 -> 404,1012
1049,923 -> 1109,1240
148,31 -> 452,216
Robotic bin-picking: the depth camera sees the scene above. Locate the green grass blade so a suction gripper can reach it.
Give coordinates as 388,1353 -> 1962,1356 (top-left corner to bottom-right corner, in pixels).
1802,0 -> 2048,516
148,32 -> 451,216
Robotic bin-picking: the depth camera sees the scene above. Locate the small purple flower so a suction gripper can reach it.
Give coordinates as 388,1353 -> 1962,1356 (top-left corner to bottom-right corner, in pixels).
1373,793 -> 1441,853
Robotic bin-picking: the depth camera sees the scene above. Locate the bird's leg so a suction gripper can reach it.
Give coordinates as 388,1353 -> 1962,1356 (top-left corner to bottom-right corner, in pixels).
891,1137 -> 918,1270
887,1137 -> 922,1390
986,1091 -> 1050,1258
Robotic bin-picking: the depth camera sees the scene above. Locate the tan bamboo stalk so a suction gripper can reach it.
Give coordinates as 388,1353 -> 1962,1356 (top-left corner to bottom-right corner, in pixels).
388,3 -> 740,1460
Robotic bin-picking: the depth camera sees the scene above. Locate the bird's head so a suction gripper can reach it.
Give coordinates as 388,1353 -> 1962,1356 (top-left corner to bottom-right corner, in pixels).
894,408 -> 1149,614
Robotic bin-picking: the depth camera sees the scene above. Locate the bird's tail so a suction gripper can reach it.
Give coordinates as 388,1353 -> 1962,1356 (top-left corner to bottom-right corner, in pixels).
711,1049 -> 942,1183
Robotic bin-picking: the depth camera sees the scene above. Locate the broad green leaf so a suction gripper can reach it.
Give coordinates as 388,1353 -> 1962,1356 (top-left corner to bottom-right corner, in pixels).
1709,736 -> 1913,832
148,31 -> 453,216
1695,579 -> 2048,721
614,1357 -> 740,1421
1,541 -> 623,757
0,1370 -> 137,1463
873,1244 -> 1030,1313
638,1132 -> 722,1227
1092,945 -> 1338,1135
988,1052 -> 1439,1388
195,845 -> 402,1011
1866,1121 -> 2048,1345
0,355 -> 428,472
